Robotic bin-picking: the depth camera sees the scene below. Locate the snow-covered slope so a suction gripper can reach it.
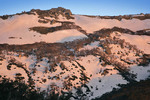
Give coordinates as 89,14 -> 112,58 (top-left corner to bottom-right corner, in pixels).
0,14 -> 87,44
1,12 -> 150,45
0,8 -> 150,100
74,15 -> 150,33
120,34 -> 150,54
0,53 -> 128,99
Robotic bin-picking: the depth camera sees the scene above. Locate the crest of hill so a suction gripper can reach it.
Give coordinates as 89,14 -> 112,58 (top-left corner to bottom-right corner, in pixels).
83,13 -> 150,20
0,7 -> 150,20
0,7 -> 74,20
30,7 -> 74,19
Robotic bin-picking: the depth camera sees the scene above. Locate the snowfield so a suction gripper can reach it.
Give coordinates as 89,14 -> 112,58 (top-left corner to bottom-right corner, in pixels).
0,54 -> 128,99
74,15 -> 150,33
1,14 -> 150,45
2,52 -> 149,99
130,64 -> 150,81
120,34 -> 150,54
0,10 -> 150,100
0,14 -> 87,44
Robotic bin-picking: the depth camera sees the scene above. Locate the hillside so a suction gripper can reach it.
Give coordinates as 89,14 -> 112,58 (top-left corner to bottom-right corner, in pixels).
95,79 -> 150,100
0,7 -> 150,100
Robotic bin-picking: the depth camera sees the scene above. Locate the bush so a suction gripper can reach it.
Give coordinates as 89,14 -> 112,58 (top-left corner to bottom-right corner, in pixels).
0,78 -> 43,100
94,79 -> 150,100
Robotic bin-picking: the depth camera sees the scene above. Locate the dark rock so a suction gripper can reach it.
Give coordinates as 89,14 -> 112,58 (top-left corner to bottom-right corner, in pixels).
30,7 -> 74,20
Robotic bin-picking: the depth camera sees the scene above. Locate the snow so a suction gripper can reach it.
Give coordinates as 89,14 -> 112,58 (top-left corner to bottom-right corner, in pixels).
77,55 -> 102,76
87,74 -> 127,99
71,55 -> 127,99
79,41 -> 100,51
0,14 -> 60,33
0,53 -> 128,98
110,32 -> 150,54
119,34 -> 150,54
109,43 -> 139,65
0,13 -> 150,99
54,30 -> 87,43
0,14 -> 87,44
0,51 -> 148,99
0,56 -> 29,83
57,15 -> 74,22
74,15 -> 150,33
130,64 -> 150,81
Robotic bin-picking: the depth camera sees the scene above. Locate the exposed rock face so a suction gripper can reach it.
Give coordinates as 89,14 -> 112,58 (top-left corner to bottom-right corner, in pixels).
31,7 -> 74,19
29,21 -> 87,35
0,7 -> 74,20
136,30 -> 150,36
0,15 -> 12,20
84,13 -> 150,20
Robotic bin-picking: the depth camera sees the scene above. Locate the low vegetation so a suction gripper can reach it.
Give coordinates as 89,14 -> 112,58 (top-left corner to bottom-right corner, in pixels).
95,79 -> 150,100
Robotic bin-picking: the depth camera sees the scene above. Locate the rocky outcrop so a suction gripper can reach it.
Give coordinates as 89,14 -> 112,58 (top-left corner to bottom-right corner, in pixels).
84,13 -> 150,20
31,7 -> 74,19
29,21 -> 87,35
0,15 -> 13,20
0,7 -> 74,20
138,54 -> 150,66
136,29 -> 150,36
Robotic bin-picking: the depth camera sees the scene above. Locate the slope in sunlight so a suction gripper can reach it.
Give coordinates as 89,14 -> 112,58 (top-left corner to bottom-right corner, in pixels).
0,7 -> 150,100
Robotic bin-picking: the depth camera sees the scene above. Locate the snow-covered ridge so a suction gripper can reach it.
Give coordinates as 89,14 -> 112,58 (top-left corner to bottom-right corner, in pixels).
0,8 -> 150,45
74,15 -> 150,33
0,14 -> 87,44
1,28 -> 150,99
0,8 -> 150,99
0,53 -> 128,99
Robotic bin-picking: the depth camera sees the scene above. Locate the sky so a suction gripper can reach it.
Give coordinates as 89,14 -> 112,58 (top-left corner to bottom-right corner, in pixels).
0,0 -> 150,16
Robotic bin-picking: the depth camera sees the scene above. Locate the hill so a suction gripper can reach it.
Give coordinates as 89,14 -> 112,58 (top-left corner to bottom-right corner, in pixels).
0,7 -> 150,100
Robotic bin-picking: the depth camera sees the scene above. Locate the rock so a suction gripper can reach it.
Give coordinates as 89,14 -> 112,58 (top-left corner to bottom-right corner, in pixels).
50,19 -> 56,25
30,7 -> 74,20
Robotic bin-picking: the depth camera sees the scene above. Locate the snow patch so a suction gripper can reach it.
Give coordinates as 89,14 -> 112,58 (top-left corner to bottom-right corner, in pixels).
0,14 -> 87,44
119,34 -> 150,54
130,64 -> 150,81
74,15 -> 150,33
